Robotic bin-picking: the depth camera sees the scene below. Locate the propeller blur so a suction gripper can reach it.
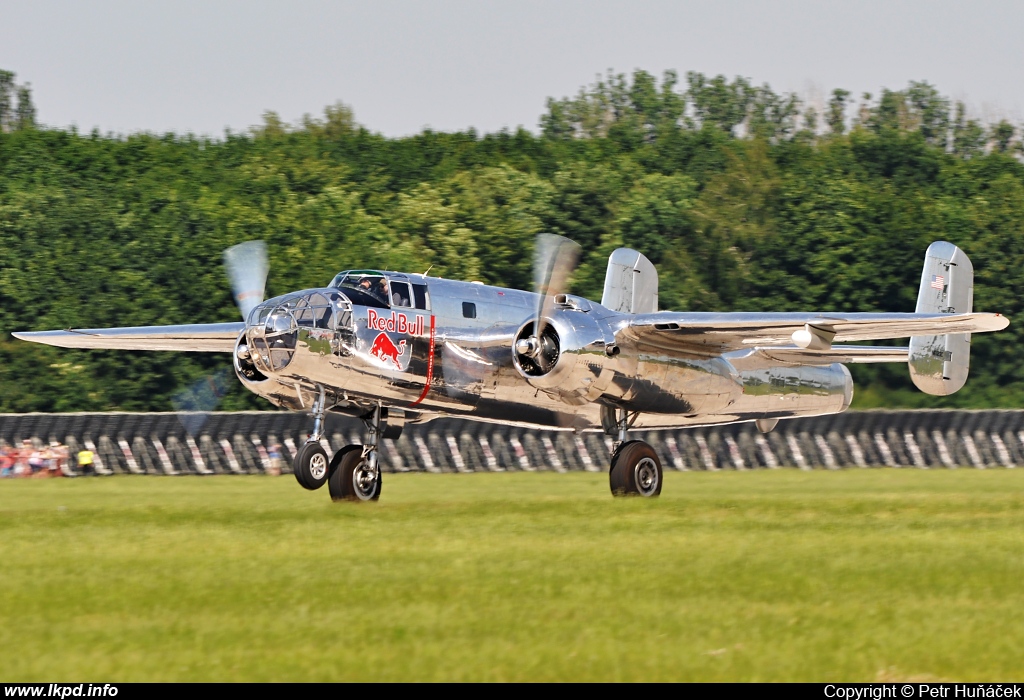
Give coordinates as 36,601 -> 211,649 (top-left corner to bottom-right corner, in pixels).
13,238 -> 1009,501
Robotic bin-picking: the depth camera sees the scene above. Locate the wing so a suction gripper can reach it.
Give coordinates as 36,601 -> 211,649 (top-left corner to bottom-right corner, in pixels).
726,345 -> 910,371
621,312 -> 1008,358
12,323 -> 245,353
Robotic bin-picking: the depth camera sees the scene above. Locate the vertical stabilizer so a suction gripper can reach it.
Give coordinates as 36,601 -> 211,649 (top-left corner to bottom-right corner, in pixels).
601,248 -> 659,314
909,241 -> 974,395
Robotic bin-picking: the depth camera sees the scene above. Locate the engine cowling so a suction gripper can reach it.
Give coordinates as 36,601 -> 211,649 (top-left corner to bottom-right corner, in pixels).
512,311 -> 618,405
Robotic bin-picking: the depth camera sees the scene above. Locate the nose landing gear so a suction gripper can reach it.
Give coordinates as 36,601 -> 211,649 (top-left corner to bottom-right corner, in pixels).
293,387 -> 330,490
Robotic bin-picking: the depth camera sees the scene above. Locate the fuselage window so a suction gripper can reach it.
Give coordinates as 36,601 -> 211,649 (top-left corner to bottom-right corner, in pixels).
413,284 -> 429,310
462,301 -> 477,319
390,281 -> 412,308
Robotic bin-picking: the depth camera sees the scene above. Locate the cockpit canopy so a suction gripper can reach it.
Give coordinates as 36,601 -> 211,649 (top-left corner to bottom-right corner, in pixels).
248,290 -> 352,333
244,290 -> 356,373
329,270 -> 429,310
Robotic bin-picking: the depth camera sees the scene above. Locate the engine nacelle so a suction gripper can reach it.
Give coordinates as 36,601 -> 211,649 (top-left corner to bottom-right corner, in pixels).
233,331 -> 270,386
512,311 -> 618,405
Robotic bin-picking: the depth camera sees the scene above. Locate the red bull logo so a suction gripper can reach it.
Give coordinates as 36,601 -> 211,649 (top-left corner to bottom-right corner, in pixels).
370,332 -> 407,369
367,309 -> 425,336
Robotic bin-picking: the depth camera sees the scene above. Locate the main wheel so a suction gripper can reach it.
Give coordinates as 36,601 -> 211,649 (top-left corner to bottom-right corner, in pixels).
326,444 -> 360,484
328,446 -> 382,502
609,440 -> 662,498
293,441 -> 330,490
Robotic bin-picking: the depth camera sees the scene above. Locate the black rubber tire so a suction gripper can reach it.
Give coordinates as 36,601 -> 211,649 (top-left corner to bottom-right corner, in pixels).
328,446 -> 382,502
326,444 -> 360,490
293,441 -> 330,491
609,440 -> 663,498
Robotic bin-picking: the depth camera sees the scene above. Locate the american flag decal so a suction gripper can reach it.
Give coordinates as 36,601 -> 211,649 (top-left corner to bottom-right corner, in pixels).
930,274 -> 945,290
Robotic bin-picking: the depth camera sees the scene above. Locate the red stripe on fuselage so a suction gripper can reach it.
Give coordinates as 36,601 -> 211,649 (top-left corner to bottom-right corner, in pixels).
410,315 -> 436,407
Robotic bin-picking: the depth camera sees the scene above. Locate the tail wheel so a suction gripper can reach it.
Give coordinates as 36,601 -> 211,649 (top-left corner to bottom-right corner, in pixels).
293,441 -> 329,491
328,446 -> 382,502
609,441 -> 662,498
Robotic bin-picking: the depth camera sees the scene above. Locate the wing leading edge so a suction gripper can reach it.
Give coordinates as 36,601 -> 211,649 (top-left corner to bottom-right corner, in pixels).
12,323 -> 245,353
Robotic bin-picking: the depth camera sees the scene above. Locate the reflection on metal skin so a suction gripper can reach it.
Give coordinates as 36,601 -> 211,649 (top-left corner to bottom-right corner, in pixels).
909,241 -> 974,395
228,273 -> 867,434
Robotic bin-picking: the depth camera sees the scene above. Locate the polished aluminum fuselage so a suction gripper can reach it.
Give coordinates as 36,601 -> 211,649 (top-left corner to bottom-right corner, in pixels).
236,275 -> 852,431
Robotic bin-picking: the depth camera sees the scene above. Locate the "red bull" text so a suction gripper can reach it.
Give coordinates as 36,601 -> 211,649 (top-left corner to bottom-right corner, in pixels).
366,309 -> 425,336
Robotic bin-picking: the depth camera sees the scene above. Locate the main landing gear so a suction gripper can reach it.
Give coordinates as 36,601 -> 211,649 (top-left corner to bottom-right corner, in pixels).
327,407 -> 382,502
291,387 -> 383,502
605,407 -> 662,498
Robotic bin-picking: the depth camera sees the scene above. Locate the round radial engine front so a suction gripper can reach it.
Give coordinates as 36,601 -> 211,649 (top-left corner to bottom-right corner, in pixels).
511,312 -> 618,405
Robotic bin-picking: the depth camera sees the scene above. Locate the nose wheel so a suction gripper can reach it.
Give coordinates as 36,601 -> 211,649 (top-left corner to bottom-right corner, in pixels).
293,385 -> 330,490
293,441 -> 330,490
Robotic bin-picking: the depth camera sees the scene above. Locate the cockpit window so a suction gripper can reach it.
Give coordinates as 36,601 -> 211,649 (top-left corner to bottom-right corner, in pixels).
329,271 -> 390,309
390,281 -> 412,308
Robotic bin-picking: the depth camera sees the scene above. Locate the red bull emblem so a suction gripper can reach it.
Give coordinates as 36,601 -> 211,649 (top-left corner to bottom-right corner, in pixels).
369,332 -> 407,369
366,309 -> 425,336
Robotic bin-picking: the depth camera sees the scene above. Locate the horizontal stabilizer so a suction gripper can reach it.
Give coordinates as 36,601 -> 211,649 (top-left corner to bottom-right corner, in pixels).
12,323 -> 245,353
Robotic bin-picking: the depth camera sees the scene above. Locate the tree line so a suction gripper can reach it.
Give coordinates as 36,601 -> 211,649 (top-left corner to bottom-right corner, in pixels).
0,70 -> 36,133
1,68 -> 1023,412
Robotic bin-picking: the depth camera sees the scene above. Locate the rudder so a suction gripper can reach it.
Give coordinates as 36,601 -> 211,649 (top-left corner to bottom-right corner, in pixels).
908,241 -> 974,395
602,248 -> 659,314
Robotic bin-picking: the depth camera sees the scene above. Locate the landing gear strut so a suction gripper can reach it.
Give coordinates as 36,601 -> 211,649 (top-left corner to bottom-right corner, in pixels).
293,386 -> 330,490
604,406 -> 662,498
328,405 -> 383,502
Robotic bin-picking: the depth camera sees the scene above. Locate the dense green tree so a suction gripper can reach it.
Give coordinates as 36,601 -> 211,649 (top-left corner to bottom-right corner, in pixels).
14,83 -> 35,130
0,70 -> 13,132
952,102 -> 986,157
826,89 -> 850,135
991,120 -> 1015,153
686,72 -> 753,134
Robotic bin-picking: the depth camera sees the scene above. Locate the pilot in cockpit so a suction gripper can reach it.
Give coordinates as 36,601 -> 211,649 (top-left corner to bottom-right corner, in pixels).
383,279 -> 410,307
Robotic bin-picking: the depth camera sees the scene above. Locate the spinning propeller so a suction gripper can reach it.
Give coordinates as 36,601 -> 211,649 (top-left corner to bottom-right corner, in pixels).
514,233 -> 581,376
174,241 -> 270,429
223,240 -> 269,321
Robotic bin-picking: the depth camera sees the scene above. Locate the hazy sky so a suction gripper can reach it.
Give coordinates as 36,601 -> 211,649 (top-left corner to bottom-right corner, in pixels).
4,0 -> 1023,138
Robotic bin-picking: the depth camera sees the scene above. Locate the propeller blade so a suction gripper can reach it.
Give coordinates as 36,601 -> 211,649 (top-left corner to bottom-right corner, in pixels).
172,367 -> 233,436
223,241 -> 269,321
533,233 -> 581,337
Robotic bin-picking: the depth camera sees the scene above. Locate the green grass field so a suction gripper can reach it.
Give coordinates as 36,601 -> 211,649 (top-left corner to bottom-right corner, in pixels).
2,469 -> 1023,681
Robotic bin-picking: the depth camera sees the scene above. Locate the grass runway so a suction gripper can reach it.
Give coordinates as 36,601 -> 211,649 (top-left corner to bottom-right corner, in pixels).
1,469 -> 1023,681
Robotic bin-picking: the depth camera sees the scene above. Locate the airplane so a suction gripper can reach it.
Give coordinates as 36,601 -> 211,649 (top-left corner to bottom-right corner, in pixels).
13,237 -> 1009,501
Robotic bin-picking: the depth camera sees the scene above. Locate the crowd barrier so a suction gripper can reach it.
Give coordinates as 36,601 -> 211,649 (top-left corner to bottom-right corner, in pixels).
1,410 -> 1023,475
